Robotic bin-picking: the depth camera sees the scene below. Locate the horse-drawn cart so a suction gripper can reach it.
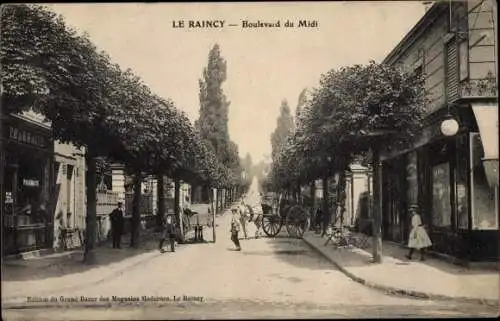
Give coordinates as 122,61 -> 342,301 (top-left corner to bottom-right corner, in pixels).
260,193 -> 310,238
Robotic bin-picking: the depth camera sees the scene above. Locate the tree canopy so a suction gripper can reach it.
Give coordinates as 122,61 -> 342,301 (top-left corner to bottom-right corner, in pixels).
270,61 -> 428,190
2,4 -> 223,186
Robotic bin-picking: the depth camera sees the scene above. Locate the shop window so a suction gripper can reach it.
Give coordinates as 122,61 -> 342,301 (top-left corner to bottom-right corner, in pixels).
431,162 -> 452,228
470,133 -> 498,230
455,134 -> 469,229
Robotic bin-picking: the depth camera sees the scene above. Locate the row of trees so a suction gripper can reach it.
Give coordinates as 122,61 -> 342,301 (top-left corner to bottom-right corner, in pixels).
1,5 -> 241,263
268,61 -> 428,262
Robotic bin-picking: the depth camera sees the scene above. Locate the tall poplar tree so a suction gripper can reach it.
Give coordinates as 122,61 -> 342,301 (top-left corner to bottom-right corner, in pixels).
195,44 -> 243,201
295,88 -> 308,120
195,44 -> 230,157
271,100 -> 295,162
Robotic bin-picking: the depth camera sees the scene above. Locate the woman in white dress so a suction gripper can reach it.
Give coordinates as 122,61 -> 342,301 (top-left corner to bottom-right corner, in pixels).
406,206 -> 432,261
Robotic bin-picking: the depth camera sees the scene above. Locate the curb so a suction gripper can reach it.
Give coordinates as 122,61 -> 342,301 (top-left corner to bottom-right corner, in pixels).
3,248 -> 56,261
301,236 -> 499,307
2,233 -> 165,302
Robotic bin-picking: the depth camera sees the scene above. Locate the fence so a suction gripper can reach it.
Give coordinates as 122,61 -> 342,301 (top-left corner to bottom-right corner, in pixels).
92,191 -> 155,243
97,191 -> 120,215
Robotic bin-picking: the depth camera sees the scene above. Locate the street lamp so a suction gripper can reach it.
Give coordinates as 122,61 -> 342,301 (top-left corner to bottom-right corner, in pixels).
440,116 -> 460,137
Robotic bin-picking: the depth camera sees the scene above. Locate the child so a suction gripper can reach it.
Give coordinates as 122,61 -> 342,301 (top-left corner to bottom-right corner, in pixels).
406,206 -> 432,261
230,207 -> 241,251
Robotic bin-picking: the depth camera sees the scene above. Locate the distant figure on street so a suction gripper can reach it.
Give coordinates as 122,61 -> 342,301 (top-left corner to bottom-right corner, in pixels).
406,206 -> 432,261
238,201 -> 249,239
109,202 -> 124,249
230,206 -> 242,251
314,208 -> 323,234
159,213 -> 176,253
247,204 -> 263,239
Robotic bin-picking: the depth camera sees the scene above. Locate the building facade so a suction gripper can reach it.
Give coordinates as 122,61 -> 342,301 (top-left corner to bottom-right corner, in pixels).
52,141 -> 86,250
381,0 -> 498,262
344,164 -> 372,229
1,110 -> 86,255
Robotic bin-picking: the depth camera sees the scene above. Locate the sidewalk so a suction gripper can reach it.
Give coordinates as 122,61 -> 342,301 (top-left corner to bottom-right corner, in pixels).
302,231 -> 500,306
2,228 -> 164,302
2,209 -> 234,306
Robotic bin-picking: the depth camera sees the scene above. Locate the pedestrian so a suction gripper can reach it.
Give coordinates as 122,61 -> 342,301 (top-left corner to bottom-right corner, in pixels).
238,201 -> 249,239
159,213 -> 176,253
314,208 -> 323,234
109,202 -> 124,249
406,206 -> 432,261
248,205 -> 263,239
230,206 -> 241,251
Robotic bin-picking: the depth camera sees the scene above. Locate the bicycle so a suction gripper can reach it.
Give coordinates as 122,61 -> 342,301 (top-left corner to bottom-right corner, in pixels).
324,225 -> 369,249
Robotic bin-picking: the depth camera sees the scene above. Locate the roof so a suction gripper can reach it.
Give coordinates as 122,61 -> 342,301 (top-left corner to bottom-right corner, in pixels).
383,1 -> 449,65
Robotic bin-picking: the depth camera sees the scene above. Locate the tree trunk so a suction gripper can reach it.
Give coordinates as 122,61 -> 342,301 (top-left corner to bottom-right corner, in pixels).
310,181 -> 316,209
174,177 -> 182,241
336,170 -> 347,228
372,145 -> 383,263
130,173 -> 142,248
321,175 -> 329,237
157,174 -> 165,226
84,152 -> 97,264
210,188 -> 216,243
329,174 -> 339,227
217,189 -> 222,213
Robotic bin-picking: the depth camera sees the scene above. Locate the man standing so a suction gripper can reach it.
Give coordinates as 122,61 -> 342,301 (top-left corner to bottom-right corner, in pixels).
109,202 -> 124,249
159,213 -> 177,253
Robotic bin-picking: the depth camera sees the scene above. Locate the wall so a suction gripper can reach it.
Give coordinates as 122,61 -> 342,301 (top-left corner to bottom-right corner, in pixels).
52,141 -> 86,250
393,7 -> 448,113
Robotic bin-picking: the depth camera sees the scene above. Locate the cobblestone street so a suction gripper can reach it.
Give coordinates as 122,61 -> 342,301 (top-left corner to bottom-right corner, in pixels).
3,212 -> 498,319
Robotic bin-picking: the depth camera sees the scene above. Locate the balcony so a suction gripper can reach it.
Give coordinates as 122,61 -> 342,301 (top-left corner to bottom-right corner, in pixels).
461,74 -> 498,99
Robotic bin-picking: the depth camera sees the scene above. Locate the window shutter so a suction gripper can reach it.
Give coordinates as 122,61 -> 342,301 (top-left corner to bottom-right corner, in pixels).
446,39 -> 459,103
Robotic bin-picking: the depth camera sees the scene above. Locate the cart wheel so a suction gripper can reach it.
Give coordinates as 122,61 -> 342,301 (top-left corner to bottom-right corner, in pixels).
285,205 -> 308,238
262,214 -> 283,237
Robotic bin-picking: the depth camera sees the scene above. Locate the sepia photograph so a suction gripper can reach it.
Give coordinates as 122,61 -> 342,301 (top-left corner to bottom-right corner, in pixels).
1,1 -> 499,319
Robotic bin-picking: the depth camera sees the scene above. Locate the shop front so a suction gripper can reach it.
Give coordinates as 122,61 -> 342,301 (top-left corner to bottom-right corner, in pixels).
381,105 -> 498,263
1,114 -> 54,256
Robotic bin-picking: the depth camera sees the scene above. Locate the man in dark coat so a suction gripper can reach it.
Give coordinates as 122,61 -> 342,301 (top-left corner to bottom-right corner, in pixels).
159,213 -> 177,253
109,202 -> 124,249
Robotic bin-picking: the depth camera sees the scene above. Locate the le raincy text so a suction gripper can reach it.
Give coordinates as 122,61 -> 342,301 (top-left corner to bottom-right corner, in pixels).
172,20 -> 319,29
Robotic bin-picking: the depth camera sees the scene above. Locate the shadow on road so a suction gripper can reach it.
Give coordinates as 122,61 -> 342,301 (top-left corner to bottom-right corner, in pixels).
2,231 -> 162,282
240,231 -> 337,271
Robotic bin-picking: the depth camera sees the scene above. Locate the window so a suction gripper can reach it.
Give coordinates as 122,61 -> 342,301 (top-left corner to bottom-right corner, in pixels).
455,134 -> 469,229
431,162 -> 452,228
470,133 -> 498,230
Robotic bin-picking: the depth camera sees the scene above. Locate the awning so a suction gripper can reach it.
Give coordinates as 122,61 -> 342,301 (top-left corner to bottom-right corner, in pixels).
472,103 -> 499,187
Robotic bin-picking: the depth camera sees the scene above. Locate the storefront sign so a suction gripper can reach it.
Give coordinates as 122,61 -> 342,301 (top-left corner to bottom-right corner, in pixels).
23,179 -> 40,187
9,126 -> 48,148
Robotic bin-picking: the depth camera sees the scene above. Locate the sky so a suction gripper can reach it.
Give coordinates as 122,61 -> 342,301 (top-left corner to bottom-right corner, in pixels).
48,2 -> 426,164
